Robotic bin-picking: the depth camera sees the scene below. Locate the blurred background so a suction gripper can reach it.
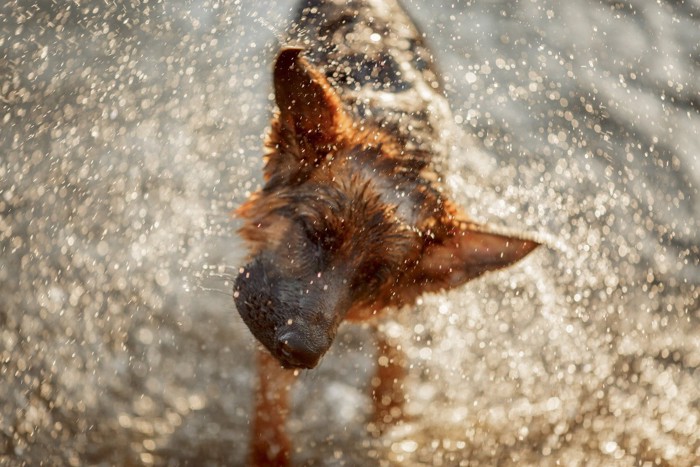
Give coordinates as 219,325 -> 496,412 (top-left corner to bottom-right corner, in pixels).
1,0 -> 698,465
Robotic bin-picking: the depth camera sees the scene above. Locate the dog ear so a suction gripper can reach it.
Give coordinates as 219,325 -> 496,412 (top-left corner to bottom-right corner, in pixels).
414,209 -> 539,291
270,48 -> 350,170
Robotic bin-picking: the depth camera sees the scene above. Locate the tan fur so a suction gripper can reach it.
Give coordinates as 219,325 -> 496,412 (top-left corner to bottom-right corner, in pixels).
234,46 -> 539,465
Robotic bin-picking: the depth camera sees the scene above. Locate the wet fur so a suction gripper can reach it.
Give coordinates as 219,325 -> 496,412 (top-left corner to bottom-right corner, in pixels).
234,0 -> 540,464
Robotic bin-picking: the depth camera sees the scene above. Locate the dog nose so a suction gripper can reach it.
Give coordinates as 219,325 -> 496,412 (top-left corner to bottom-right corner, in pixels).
278,332 -> 321,369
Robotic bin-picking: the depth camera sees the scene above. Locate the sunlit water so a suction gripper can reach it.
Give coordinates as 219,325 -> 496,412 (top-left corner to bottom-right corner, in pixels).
1,0 -> 698,465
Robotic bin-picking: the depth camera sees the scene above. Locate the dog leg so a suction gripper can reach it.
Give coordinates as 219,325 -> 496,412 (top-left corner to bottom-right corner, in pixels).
369,329 -> 408,435
250,348 -> 297,466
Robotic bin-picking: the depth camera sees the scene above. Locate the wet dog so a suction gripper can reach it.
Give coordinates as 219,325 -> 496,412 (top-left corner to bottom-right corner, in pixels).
233,0 -> 539,463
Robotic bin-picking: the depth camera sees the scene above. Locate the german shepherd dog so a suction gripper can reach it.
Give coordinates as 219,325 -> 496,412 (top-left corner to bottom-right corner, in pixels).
234,0 -> 539,463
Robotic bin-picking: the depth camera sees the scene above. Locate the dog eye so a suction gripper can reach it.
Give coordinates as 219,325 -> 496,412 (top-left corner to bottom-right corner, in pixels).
301,221 -> 340,252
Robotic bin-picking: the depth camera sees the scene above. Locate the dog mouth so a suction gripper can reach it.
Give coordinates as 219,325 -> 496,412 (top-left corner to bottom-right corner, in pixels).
233,257 -> 348,371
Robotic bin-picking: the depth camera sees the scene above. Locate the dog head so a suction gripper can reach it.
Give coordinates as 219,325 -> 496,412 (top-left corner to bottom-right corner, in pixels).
234,48 -> 538,369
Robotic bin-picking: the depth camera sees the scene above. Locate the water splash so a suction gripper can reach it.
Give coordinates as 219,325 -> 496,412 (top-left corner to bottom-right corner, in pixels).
1,0 -> 697,465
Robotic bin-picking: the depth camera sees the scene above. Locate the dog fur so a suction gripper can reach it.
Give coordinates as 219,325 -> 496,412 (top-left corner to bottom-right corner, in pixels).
234,1 -> 539,463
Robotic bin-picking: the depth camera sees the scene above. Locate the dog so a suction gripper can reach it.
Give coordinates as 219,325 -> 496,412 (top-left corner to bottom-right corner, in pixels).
233,0 -> 539,463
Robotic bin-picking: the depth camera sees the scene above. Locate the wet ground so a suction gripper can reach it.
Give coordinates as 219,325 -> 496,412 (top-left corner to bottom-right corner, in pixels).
1,0 -> 698,465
